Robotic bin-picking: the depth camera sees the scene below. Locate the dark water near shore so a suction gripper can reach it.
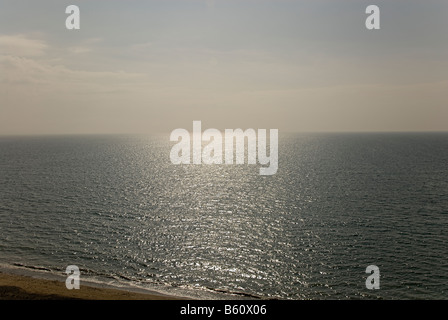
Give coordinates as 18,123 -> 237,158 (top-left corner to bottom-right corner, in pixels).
1,133 -> 447,299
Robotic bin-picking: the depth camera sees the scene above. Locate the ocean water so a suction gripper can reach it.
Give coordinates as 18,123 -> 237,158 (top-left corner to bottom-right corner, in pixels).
0,133 -> 447,299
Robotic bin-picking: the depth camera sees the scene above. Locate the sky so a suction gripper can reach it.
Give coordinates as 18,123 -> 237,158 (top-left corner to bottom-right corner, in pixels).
1,0 -> 447,135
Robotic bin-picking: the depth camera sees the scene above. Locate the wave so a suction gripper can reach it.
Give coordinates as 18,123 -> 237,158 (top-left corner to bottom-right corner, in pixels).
0,262 -> 260,300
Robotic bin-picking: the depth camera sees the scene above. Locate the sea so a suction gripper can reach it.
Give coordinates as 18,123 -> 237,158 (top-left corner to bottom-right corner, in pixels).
0,133 -> 447,299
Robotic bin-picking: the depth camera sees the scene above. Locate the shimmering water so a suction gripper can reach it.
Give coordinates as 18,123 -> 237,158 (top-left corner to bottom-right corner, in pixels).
0,133 -> 447,299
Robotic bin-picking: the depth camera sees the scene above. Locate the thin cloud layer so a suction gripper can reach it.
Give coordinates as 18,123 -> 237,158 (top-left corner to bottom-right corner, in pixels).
0,34 -> 47,57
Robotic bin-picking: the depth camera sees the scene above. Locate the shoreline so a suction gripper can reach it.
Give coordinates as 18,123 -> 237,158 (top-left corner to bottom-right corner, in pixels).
0,263 -> 257,300
0,271 -> 188,300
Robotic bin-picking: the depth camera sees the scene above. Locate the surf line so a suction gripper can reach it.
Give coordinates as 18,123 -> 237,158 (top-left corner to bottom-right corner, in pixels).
170,121 -> 278,175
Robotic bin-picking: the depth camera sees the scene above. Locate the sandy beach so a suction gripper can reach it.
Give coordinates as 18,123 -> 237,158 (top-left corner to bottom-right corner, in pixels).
0,272 -> 186,300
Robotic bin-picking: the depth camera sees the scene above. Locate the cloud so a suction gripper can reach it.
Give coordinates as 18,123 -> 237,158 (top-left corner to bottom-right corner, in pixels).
67,46 -> 92,54
0,34 -> 47,57
65,38 -> 102,55
0,54 -> 148,96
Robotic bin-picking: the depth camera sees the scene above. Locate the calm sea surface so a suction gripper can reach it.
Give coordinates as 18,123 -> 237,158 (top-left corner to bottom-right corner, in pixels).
0,133 -> 447,299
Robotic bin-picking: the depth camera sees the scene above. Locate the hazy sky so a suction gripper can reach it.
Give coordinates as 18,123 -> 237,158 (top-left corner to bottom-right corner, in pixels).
1,0 -> 447,135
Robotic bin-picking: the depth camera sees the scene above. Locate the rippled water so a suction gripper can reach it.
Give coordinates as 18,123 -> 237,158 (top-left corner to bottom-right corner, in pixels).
1,133 -> 447,299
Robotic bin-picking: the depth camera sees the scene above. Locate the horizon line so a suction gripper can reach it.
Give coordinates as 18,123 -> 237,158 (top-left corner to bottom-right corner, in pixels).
1,130 -> 448,138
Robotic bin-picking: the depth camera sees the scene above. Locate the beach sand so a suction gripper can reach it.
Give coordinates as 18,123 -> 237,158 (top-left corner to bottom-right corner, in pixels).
0,272 -> 186,300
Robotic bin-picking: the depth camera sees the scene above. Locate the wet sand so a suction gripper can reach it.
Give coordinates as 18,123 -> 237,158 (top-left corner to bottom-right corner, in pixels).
0,272 -> 186,300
